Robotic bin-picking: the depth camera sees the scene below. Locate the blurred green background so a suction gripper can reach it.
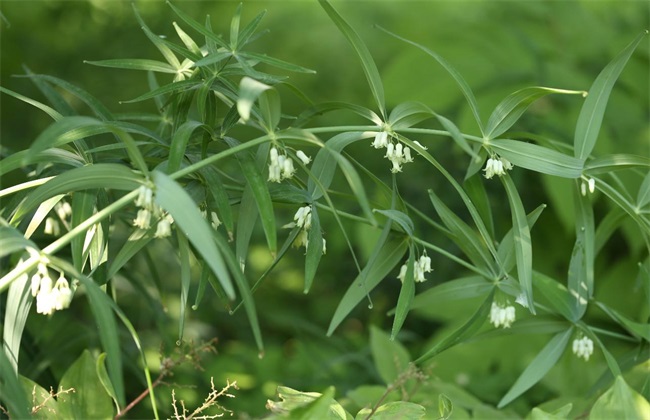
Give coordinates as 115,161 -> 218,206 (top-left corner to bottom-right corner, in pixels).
1,1 -> 648,417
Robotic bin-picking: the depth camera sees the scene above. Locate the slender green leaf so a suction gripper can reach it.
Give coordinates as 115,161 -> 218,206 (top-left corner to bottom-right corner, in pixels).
391,247 -> 415,339
2,274 -> 31,373
583,154 -> 650,175
597,179 -> 650,236
71,190 -> 97,271
0,148 -> 84,177
574,31 -> 647,160
533,271 -> 576,321
133,4 -> 181,69
96,353 -> 120,413
177,232 -> 191,342
304,206 -> 323,293
152,170 -> 235,299
356,402 -> 425,420
200,167 -> 234,237
121,79 -> 198,104
377,26 -> 484,135
0,85 -> 62,120
411,276 -> 493,311
166,1 -> 230,50
237,10 -> 266,48
464,175 -> 495,238
243,52 -> 316,74
173,22 -> 201,54
107,231 -> 153,280
498,328 -> 573,408
498,204 -> 546,274
85,59 -> 177,73
295,102 -> 381,127
318,0 -> 386,118
374,209 -> 414,237
596,302 -> 650,341
416,289 -> 495,364
637,171 -> 650,208
388,101 -> 432,129
486,87 -> 586,139
502,175 -> 534,311
428,189 -> 495,274
573,181 -> 595,298
491,139 -> 583,178
327,238 -> 408,336
10,164 -> 141,224
0,227 -> 36,259
167,120 -> 207,173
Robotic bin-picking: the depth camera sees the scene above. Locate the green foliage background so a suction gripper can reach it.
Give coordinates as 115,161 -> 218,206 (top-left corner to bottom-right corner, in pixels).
1,1 -> 648,418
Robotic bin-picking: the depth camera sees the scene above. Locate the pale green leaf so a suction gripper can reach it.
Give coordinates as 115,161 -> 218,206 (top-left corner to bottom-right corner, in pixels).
491,139 -> 583,178
85,59 -> 177,73
590,376 -> 650,420
370,325 -> 411,385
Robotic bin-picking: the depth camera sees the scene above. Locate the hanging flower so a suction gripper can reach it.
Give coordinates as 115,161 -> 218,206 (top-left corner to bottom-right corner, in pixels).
397,253 -> 433,283
483,155 -> 513,179
580,177 -> 596,196
296,150 -> 312,165
372,131 -> 389,149
572,335 -> 594,361
489,302 -> 516,328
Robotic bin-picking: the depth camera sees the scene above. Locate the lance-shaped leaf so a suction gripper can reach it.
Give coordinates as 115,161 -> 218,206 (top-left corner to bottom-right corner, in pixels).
498,328 -> 573,408
3,274 -> 32,374
374,209 -> 414,237
490,139 -> 583,178
574,31 -> 647,160
304,206 -> 323,293
0,351 -> 31,419
0,85 -> 62,121
485,87 -> 586,139
167,120 -> 208,173
391,246 -> 415,339
583,154 -> 650,175
410,276 -> 493,311
295,102 -> 381,127
152,170 -> 235,299
237,77 -> 280,131
498,204 -> 546,274
85,59 -> 177,74
318,0 -> 386,118
370,325 -> 411,384
501,175 -> 534,312
533,271 -> 576,321
177,232 -> 191,342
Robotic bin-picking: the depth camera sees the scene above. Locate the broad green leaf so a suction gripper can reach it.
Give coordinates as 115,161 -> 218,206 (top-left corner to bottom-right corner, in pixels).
177,232 -> 191,342
533,271 -> 575,321
370,325 -> 411,385
356,402 -> 426,420
491,139 -> 583,178
374,209 -> 414,237
58,350 -> 114,419
85,59 -> 177,73
377,26 -> 484,135
0,85 -> 62,120
590,376 -> 650,420
267,386 -> 348,419
391,247 -> 415,339
0,350 -> 31,419
583,154 -> 650,175
304,206 -> 323,293
10,164 -> 141,224
529,404 -> 573,420
152,170 -> 235,299
574,31 -> 647,160
497,204 -> 546,274
416,290 -> 495,364
2,274 -> 31,373
318,0 -> 386,118
167,120 -> 207,173
501,175 -> 534,312
498,328 -> 573,408
411,276 -> 493,311
486,87 -> 585,139
429,189 -> 495,274
20,376 -> 59,419
327,238 -> 408,336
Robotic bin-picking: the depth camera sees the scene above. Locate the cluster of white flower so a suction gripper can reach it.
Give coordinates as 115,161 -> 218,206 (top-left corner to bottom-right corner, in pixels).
372,130 -> 425,173
268,147 -> 311,183
580,178 -> 596,196
397,253 -> 433,283
572,335 -> 594,361
30,263 -> 75,315
133,185 -> 174,238
489,302 -> 516,328
289,205 -> 326,254
44,201 -> 73,236
201,209 -> 222,230
483,156 -> 514,179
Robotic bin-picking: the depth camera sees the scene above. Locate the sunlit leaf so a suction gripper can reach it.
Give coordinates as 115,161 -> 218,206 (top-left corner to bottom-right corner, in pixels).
590,376 -> 650,420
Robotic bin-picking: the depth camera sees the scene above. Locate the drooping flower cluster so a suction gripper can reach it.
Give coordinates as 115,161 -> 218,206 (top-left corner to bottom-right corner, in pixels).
201,209 -> 222,230
371,129 -> 425,173
483,155 -> 514,179
30,263 -> 75,315
133,185 -> 174,238
489,302 -> 516,328
572,335 -> 594,361
580,177 -> 596,196
397,253 -> 433,283
287,205 -> 326,254
44,201 -> 73,236
268,147 -> 311,183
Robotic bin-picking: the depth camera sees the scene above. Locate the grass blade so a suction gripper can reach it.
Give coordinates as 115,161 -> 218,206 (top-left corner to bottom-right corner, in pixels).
0,86 -> 62,121
497,328 -> 573,408
574,31 -> 647,160
318,0 -> 386,118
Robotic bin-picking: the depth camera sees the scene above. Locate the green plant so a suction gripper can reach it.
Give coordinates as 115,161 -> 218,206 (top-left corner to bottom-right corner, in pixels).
1,1 -> 648,418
